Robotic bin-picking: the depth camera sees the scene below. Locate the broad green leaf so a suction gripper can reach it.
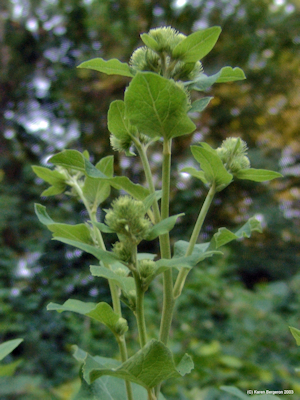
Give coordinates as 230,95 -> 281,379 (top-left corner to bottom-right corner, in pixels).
215,66 -> 246,82
34,203 -> 54,225
47,299 -> 124,333
125,72 -> 196,139
96,156 -> 114,178
0,339 -> 23,361
221,386 -> 281,400
72,349 -> 166,400
82,156 -> 113,208
290,326 -> 300,346
172,26 -> 221,62
146,213 -> 184,241
32,166 -> 66,186
181,167 -> 207,184
109,177 -> 150,200
54,237 -> 119,263
92,221 -> 115,233
191,144 -> 233,190
140,33 -> 160,52
41,185 -> 66,197
189,97 -> 213,113
235,168 -> 283,182
35,204 -> 93,244
185,66 -> 245,92
209,217 -> 262,250
83,339 -> 193,389
49,150 -> 107,178
107,100 -> 136,140
90,265 -> 135,296
142,191 -> 161,213
77,58 -> 133,77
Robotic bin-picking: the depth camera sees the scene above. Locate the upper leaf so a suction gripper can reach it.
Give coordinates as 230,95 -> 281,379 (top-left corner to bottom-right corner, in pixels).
185,66 -> 246,91
77,58 -> 133,77
108,100 -> 136,140
190,144 -> 233,190
189,97 -> 213,114
235,168 -> 283,182
35,204 -> 93,244
146,213 -> 184,241
83,339 -> 194,389
172,26 -> 221,62
125,72 -> 196,139
209,217 -> 262,250
47,299 -> 125,334
90,265 -> 135,297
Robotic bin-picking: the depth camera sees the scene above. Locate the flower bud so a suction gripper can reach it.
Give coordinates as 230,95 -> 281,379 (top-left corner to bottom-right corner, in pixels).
105,196 -> 152,244
138,259 -> 156,280
216,137 -> 251,174
113,317 -> 128,336
112,241 -> 133,263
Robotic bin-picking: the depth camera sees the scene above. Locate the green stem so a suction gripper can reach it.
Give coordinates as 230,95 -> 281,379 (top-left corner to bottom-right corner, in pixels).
132,247 -> 148,348
117,335 -> 134,400
159,139 -> 174,345
173,182 -> 216,299
69,175 -> 133,399
134,140 -> 161,224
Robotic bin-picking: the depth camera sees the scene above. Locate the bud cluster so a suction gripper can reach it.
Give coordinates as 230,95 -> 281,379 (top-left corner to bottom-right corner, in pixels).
105,196 -> 152,245
216,137 -> 251,175
130,27 -> 203,81
138,259 -> 157,291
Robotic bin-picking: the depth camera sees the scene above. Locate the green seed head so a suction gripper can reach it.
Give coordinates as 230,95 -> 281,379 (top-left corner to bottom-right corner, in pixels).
114,317 -> 128,336
112,241 -> 133,263
217,137 -> 251,174
138,259 -> 156,280
105,196 -> 152,244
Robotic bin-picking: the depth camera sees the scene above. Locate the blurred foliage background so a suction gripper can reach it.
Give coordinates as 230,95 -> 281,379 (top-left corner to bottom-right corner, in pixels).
0,0 -> 300,399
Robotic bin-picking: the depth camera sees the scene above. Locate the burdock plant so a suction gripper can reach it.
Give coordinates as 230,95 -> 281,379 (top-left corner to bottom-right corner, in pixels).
33,26 -> 282,400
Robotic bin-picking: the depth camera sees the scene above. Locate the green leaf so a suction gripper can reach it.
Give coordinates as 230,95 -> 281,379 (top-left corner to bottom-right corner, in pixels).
185,66 -> 245,92
146,213 -> 184,241
215,66 -> 246,82
172,26 -> 222,62
0,339 -> 23,362
72,349 -> 167,400
107,100 -> 136,140
82,156 -> 114,208
83,339 -> 193,389
32,166 -> 66,186
90,265 -> 135,297
160,240 -> 221,270
34,203 -> 54,225
189,97 -> 213,113
109,177 -> 150,200
125,72 -> 196,139
41,185 -> 66,197
209,217 -> 262,250
190,144 -> 233,190
290,326 -> 300,346
49,150 -> 107,178
140,33 -> 160,52
35,204 -> 93,244
181,167 -> 207,184
221,386 -> 281,400
77,58 -> 133,77
47,299 -> 124,333
235,168 -> 283,182
54,237 -> 119,263
143,192 -> 161,213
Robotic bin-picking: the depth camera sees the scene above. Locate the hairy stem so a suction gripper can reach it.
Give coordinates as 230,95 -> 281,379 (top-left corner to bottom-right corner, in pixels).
159,139 -> 174,346
132,247 -> 148,348
69,175 -> 133,399
173,182 -> 216,299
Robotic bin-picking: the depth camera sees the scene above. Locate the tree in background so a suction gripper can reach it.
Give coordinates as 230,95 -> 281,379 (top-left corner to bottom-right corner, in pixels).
0,0 -> 300,398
